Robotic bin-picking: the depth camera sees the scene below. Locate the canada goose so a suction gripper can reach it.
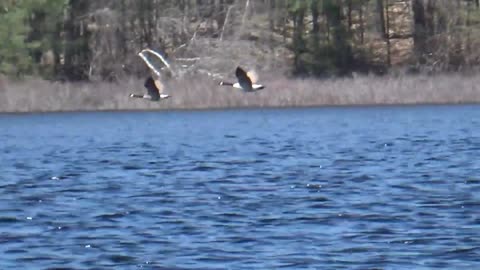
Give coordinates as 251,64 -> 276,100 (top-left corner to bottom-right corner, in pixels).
219,66 -> 265,92
129,49 -> 172,101
129,74 -> 170,101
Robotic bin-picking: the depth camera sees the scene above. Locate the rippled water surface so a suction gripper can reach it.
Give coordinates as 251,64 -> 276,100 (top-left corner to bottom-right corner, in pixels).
1,106 -> 480,269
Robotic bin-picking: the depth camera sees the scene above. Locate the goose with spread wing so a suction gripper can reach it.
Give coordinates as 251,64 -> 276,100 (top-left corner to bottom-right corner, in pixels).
129,49 -> 173,101
129,74 -> 170,101
219,66 -> 265,92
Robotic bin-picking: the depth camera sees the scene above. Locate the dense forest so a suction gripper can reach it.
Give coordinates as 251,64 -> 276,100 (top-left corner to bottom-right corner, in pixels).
2,0 -> 480,82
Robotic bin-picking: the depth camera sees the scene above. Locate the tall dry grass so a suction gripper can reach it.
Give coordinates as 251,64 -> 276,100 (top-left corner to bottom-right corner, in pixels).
0,73 -> 479,113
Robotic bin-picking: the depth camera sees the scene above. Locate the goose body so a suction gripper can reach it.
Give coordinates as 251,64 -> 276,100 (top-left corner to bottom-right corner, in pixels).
219,67 -> 265,92
129,75 -> 170,101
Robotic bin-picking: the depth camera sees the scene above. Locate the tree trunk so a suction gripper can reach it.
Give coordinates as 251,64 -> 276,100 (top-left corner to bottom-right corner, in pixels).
311,0 -> 320,44
359,3 -> 364,43
425,0 -> 435,36
292,1 -> 306,74
376,0 -> 386,37
347,0 -> 353,31
412,0 -> 427,64
63,0 -> 91,81
385,0 -> 391,66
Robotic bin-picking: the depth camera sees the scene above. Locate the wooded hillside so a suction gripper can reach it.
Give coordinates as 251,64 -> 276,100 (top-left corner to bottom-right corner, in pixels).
2,0 -> 480,81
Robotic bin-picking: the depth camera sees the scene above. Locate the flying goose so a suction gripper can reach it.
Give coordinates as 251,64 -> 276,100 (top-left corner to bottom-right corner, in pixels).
219,66 -> 265,92
129,49 -> 172,101
129,74 -> 170,101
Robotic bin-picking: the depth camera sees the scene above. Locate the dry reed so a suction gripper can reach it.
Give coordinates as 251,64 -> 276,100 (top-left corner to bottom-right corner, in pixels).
0,73 -> 479,113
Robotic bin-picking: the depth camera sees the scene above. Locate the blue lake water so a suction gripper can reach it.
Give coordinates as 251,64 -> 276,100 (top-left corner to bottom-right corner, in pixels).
1,105 -> 480,269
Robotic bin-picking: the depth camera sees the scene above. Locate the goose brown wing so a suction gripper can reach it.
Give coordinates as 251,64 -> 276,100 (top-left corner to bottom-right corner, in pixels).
153,77 -> 164,94
246,70 -> 258,84
235,66 -> 253,91
144,76 -> 160,100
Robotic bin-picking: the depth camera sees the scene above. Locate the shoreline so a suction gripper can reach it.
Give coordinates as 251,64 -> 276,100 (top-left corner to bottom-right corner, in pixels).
1,101 -> 479,115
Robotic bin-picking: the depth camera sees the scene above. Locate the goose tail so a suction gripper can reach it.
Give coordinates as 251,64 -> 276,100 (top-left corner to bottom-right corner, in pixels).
252,84 -> 265,90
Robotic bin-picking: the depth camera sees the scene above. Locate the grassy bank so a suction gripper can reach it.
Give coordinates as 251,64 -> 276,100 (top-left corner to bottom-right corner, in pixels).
0,73 -> 479,113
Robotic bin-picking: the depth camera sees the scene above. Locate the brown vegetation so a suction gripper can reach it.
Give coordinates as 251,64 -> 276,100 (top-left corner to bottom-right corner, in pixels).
1,73 -> 479,113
